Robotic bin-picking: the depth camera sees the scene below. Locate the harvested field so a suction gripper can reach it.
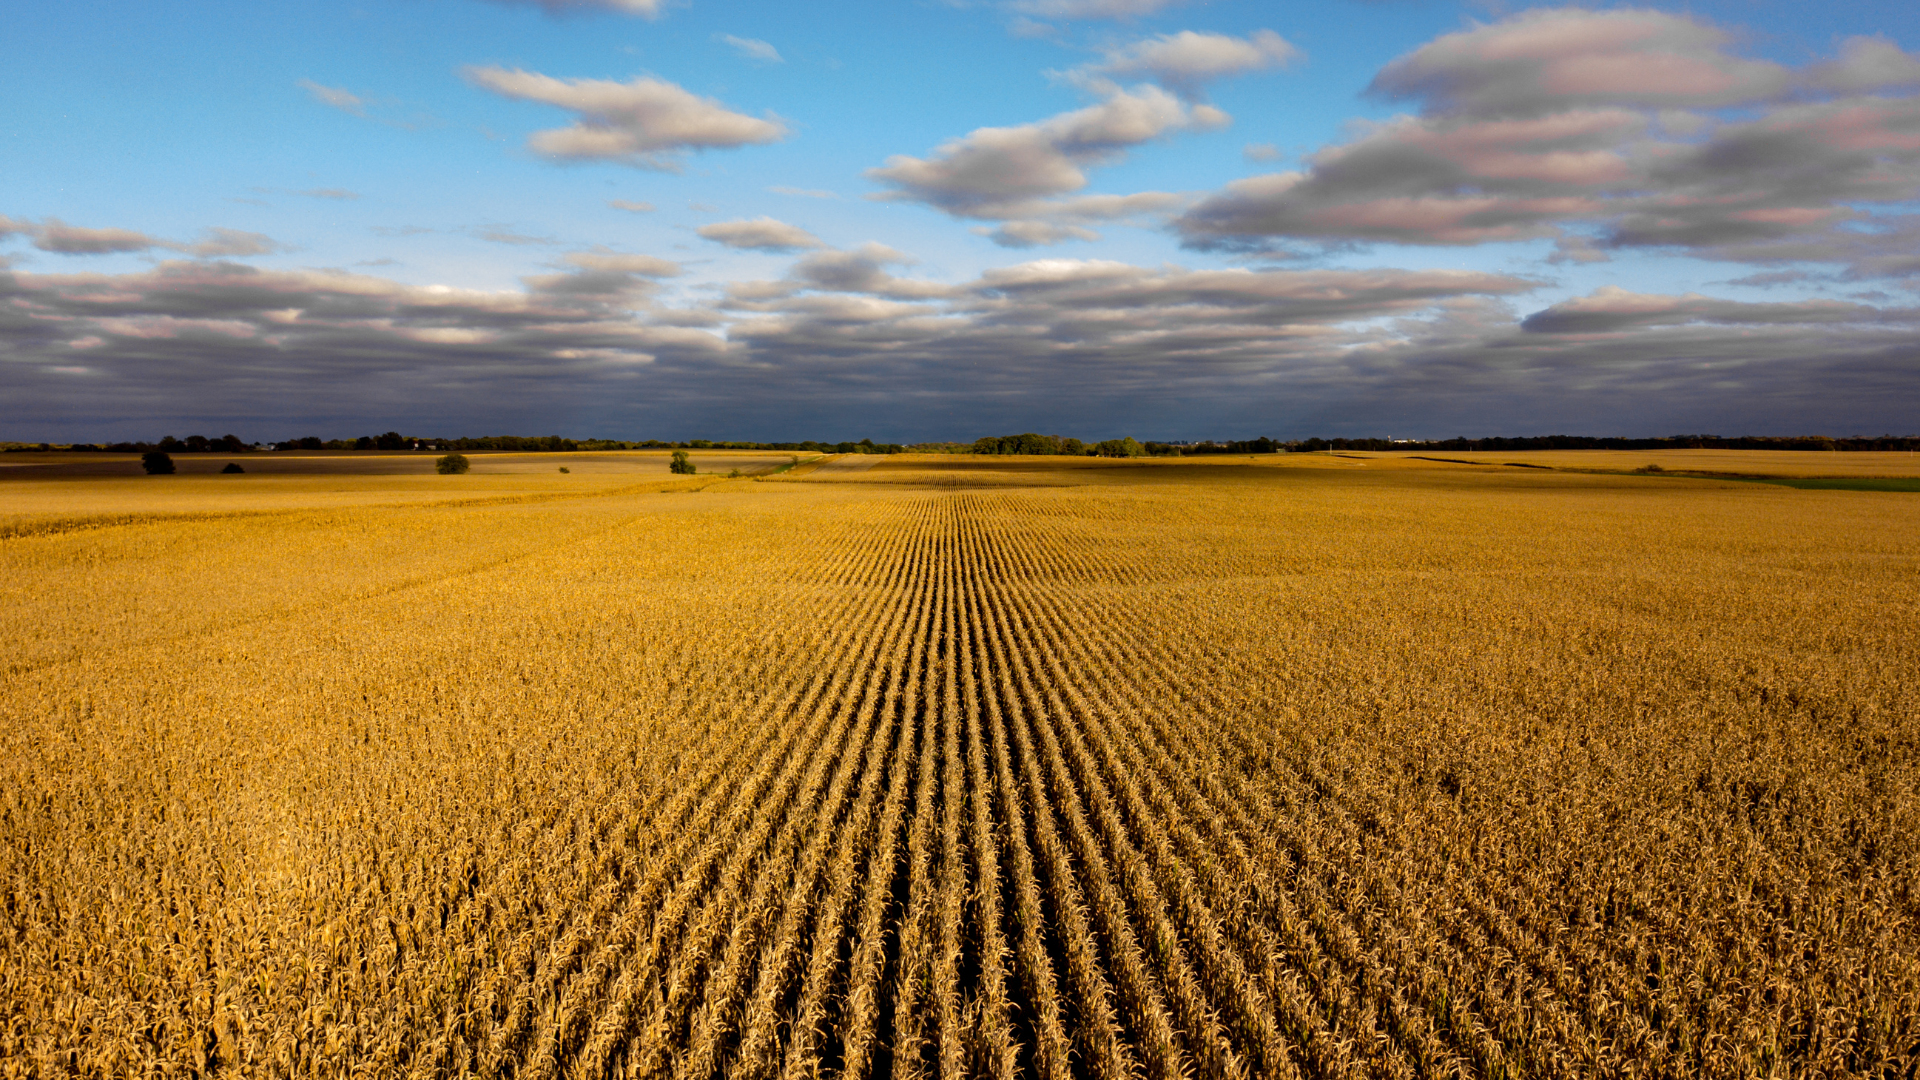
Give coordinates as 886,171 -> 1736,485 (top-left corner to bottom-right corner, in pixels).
3,458 -> 1917,1077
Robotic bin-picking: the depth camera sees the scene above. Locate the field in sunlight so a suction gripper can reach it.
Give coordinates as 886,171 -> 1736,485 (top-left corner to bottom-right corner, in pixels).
4,456 -> 1916,1077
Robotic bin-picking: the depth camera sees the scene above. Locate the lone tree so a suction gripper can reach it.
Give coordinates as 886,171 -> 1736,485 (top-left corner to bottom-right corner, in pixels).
141,451 -> 175,475
436,453 -> 471,474
220,462 -> 245,474
669,450 -> 696,475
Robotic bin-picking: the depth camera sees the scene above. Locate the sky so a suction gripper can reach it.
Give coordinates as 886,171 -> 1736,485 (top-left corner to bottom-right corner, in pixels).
3,0 -> 1918,443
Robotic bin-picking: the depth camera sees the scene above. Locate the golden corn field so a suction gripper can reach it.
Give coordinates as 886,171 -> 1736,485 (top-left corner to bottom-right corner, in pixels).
3,452 -> 1918,1078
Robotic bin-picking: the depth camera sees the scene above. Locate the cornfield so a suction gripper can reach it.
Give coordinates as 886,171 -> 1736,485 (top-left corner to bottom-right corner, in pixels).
4,457 -> 1917,1077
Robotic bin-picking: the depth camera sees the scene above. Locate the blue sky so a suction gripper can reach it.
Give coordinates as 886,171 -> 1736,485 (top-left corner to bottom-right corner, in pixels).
4,0 -> 1918,442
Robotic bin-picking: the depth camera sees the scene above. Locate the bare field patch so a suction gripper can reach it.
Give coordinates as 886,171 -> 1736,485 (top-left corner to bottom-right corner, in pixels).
4,461 -> 1916,1076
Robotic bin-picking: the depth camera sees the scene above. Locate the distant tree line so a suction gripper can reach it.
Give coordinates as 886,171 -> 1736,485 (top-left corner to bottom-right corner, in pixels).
590,438 -> 909,454
31,434 -> 911,454
970,433 -> 1176,457
1274,434 -> 1920,453
16,432 -> 1919,455
959,432 -> 1920,456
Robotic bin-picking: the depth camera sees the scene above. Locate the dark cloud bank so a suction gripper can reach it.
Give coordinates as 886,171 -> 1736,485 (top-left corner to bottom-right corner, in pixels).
5,255 -> 1915,442
6,8 -> 1920,442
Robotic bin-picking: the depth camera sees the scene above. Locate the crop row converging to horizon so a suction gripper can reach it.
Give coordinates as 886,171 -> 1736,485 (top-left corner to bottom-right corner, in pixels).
2,463 -> 1916,1076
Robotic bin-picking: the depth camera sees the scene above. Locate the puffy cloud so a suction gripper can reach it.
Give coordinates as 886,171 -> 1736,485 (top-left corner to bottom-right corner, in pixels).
697,217 -> 826,252
1177,109 -> 1639,247
1802,36 -> 1920,95
789,244 -> 946,298
867,85 -> 1217,224
980,221 -> 1101,247
1,217 -> 286,260
719,35 -> 783,63
1173,9 -> 1920,276
33,219 -> 162,254
1691,214 -> 1920,281
522,250 -> 681,301
562,250 -> 681,276
298,79 -> 367,116
1367,8 -> 1791,119
465,67 -> 787,169
1070,30 -> 1298,100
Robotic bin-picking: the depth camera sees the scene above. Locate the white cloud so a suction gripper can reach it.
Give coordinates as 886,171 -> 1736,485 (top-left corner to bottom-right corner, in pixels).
564,250 -> 681,276
474,227 -> 560,247
465,67 -> 788,169
1175,10 -> 1920,272
786,244 -> 943,297
186,229 -> 286,258
1243,143 -> 1281,163
1071,30 -> 1298,99
5,218 -> 287,259
769,186 -> 838,199
608,199 -> 657,213
979,221 -> 1101,247
32,219 -> 162,254
298,79 -> 367,116
867,85 -> 1219,220
697,217 -> 826,251
1805,36 -> 1920,93
719,34 -> 783,64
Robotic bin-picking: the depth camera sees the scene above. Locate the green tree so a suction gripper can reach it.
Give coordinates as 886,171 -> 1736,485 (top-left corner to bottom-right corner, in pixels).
669,450 -> 696,475
141,451 -> 175,475
1094,437 -> 1145,458
436,453 -> 470,474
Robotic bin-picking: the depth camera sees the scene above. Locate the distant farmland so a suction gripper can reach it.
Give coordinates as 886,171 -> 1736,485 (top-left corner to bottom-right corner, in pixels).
3,454 -> 1916,1077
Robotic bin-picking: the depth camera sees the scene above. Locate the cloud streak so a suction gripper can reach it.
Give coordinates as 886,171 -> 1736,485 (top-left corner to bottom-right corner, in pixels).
298,79 -> 367,116
1,217 -> 287,259
697,217 -> 826,251
718,34 -> 783,63
1067,30 -> 1298,100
